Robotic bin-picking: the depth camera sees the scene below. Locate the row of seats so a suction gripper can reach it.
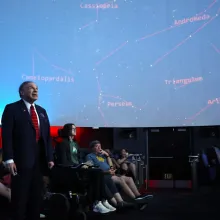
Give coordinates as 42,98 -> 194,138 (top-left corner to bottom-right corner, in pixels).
45,139 -> 143,219
41,144 -> 219,219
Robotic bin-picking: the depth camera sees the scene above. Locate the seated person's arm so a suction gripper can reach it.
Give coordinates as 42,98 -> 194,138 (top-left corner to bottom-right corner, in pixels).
100,150 -> 114,172
105,156 -> 114,168
112,158 -> 120,168
106,156 -> 113,167
101,155 -> 116,175
117,157 -> 127,165
0,181 -> 11,201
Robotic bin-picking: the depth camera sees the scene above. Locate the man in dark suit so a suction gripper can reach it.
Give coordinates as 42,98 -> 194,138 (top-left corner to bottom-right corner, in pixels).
1,81 -> 54,220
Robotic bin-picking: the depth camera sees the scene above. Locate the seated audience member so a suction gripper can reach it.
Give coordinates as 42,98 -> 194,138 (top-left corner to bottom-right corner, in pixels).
0,151 -> 11,201
55,123 -> 116,214
0,181 -> 11,202
118,149 -> 137,180
0,163 -> 11,201
105,149 -> 134,177
86,141 -> 153,202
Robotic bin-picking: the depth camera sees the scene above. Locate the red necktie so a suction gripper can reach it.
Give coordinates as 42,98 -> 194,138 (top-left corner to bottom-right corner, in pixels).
30,105 -> 40,141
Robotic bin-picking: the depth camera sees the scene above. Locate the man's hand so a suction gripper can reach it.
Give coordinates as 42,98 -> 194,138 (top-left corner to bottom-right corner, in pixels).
6,163 -> 17,176
48,161 -> 54,169
100,149 -> 109,157
81,165 -> 89,169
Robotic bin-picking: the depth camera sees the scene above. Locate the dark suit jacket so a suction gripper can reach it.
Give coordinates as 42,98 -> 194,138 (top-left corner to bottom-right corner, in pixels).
1,99 -> 53,170
55,139 -> 81,166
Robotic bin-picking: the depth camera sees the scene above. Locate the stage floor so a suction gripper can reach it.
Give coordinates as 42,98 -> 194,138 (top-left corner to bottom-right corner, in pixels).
0,188 -> 219,220
90,188 -> 219,220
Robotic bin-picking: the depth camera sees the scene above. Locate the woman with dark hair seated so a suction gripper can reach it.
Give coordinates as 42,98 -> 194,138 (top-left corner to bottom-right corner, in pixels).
55,123 -> 117,214
117,149 -> 137,180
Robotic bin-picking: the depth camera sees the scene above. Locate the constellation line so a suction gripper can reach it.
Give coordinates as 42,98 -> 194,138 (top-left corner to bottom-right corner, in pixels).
33,49 -> 73,75
96,41 -> 129,66
210,42 -> 220,54
151,15 -> 217,66
186,104 -> 212,122
136,0 -> 217,42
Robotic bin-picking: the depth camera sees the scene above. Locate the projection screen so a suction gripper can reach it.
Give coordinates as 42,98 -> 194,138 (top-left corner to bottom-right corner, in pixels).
0,0 -> 219,127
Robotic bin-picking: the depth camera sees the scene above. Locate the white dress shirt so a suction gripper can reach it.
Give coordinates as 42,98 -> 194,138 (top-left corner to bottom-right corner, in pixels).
5,99 -> 40,164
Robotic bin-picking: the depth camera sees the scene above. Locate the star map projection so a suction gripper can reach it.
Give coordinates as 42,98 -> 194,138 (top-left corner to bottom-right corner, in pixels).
0,0 -> 219,127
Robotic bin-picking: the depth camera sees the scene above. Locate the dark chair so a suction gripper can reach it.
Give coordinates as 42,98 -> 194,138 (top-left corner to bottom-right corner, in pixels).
198,150 -> 216,185
78,148 -> 91,163
45,164 -> 92,220
198,146 -> 220,186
